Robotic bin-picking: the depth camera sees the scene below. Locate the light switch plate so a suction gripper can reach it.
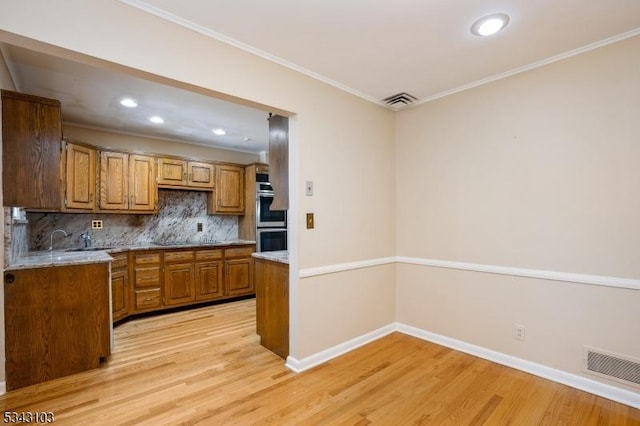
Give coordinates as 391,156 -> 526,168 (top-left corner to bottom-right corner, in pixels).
306,213 -> 314,229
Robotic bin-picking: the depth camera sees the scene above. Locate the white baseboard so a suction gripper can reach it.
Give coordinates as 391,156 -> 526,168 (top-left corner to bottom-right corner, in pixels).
285,322 -> 640,409
396,323 -> 640,409
0,381 -> 5,395
285,323 -> 396,373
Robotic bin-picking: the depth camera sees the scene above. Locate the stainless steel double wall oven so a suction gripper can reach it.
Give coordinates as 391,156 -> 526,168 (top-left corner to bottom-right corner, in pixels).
256,173 -> 287,252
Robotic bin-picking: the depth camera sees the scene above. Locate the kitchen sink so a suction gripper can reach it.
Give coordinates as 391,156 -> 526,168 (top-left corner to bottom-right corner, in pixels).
65,247 -> 114,252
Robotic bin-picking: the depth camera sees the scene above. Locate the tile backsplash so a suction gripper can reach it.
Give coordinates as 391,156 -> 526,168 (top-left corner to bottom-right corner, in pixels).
27,190 -> 239,251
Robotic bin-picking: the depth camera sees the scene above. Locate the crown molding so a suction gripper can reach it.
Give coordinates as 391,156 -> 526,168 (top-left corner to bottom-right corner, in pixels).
120,1 -> 640,111
119,0 -> 384,108
405,27 -> 640,109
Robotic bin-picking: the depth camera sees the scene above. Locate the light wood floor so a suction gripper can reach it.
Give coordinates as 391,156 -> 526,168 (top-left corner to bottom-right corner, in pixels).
2,299 -> 639,425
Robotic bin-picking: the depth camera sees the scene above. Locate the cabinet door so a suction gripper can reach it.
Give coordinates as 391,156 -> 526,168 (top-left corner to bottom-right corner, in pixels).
195,260 -> 224,301
129,154 -> 156,211
164,262 -> 195,305
225,258 -> 254,296
188,161 -> 215,188
2,90 -> 62,210
211,165 -> 245,214
268,114 -> 289,210
99,151 -> 129,210
64,143 -> 96,210
111,268 -> 128,321
157,157 -> 187,186
254,259 -> 289,359
4,264 -> 110,390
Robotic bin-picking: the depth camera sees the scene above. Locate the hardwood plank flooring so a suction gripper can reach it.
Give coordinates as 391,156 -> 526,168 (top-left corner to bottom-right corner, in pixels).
1,299 -> 638,425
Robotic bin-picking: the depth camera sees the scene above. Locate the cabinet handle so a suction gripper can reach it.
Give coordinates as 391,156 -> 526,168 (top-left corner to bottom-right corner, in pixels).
90,193 -> 94,202
144,297 -> 152,301
131,195 -> 135,206
188,173 -> 192,181
183,172 -> 187,181
4,273 -> 15,284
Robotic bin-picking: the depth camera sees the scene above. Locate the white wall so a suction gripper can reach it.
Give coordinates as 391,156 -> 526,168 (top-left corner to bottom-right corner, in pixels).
0,0 -> 397,367
395,35 -> 640,391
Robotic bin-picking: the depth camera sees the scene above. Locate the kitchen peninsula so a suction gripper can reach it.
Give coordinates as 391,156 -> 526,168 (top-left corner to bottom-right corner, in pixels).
253,250 -> 289,358
3,239 -> 256,391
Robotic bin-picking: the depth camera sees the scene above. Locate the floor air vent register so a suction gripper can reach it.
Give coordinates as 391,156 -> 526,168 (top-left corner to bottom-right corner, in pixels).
583,346 -> 640,389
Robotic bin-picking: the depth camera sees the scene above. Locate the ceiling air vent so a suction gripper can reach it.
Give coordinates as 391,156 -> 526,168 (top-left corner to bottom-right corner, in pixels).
583,346 -> 640,389
382,92 -> 418,107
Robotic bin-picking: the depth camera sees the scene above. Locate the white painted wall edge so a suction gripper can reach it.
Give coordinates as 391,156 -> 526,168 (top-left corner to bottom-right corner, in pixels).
286,323 -> 640,409
0,382 -> 5,395
299,256 -> 640,291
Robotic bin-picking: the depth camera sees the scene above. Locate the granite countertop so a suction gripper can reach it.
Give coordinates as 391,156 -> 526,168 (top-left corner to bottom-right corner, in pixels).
6,240 -> 257,271
7,250 -> 114,270
252,250 -> 289,265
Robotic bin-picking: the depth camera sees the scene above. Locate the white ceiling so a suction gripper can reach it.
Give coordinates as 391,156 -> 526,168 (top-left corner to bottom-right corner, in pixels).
2,1 -> 640,153
0,44 -> 271,154
123,0 -> 640,106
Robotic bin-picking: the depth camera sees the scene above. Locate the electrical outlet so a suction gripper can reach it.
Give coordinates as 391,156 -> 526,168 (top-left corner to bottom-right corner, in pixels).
197,222 -> 203,232
91,220 -> 103,230
305,181 -> 313,196
515,325 -> 525,341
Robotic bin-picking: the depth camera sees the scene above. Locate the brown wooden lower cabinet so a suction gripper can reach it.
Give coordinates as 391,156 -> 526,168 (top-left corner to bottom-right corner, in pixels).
131,251 -> 162,312
164,253 -> 196,306
254,258 -> 289,359
121,245 -> 255,320
111,252 -> 129,321
4,263 -> 111,391
195,261 -> 224,300
225,258 -> 254,296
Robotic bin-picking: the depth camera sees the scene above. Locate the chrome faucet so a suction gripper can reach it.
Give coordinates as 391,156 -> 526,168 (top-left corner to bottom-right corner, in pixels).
48,229 -> 71,251
80,231 -> 92,248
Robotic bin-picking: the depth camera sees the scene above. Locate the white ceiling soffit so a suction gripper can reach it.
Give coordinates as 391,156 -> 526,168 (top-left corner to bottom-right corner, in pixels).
1,43 -> 270,153
120,0 -> 640,110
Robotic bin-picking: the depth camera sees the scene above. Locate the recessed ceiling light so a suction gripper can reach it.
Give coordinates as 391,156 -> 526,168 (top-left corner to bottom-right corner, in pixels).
471,13 -> 510,37
212,128 -> 227,135
120,98 -> 138,108
149,116 -> 164,124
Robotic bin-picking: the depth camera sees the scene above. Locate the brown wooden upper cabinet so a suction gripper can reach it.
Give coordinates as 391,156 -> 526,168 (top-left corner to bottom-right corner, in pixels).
2,90 -> 62,210
208,164 -> 245,215
268,114 -> 289,210
157,157 -> 215,189
63,142 -> 96,211
99,151 -> 156,212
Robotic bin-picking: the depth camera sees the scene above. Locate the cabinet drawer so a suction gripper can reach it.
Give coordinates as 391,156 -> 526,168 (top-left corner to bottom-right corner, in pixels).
111,253 -> 128,270
164,251 -> 194,263
195,249 -> 223,261
224,246 -> 254,258
135,289 -> 161,310
134,266 -> 161,288
134,252 -> 161,265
